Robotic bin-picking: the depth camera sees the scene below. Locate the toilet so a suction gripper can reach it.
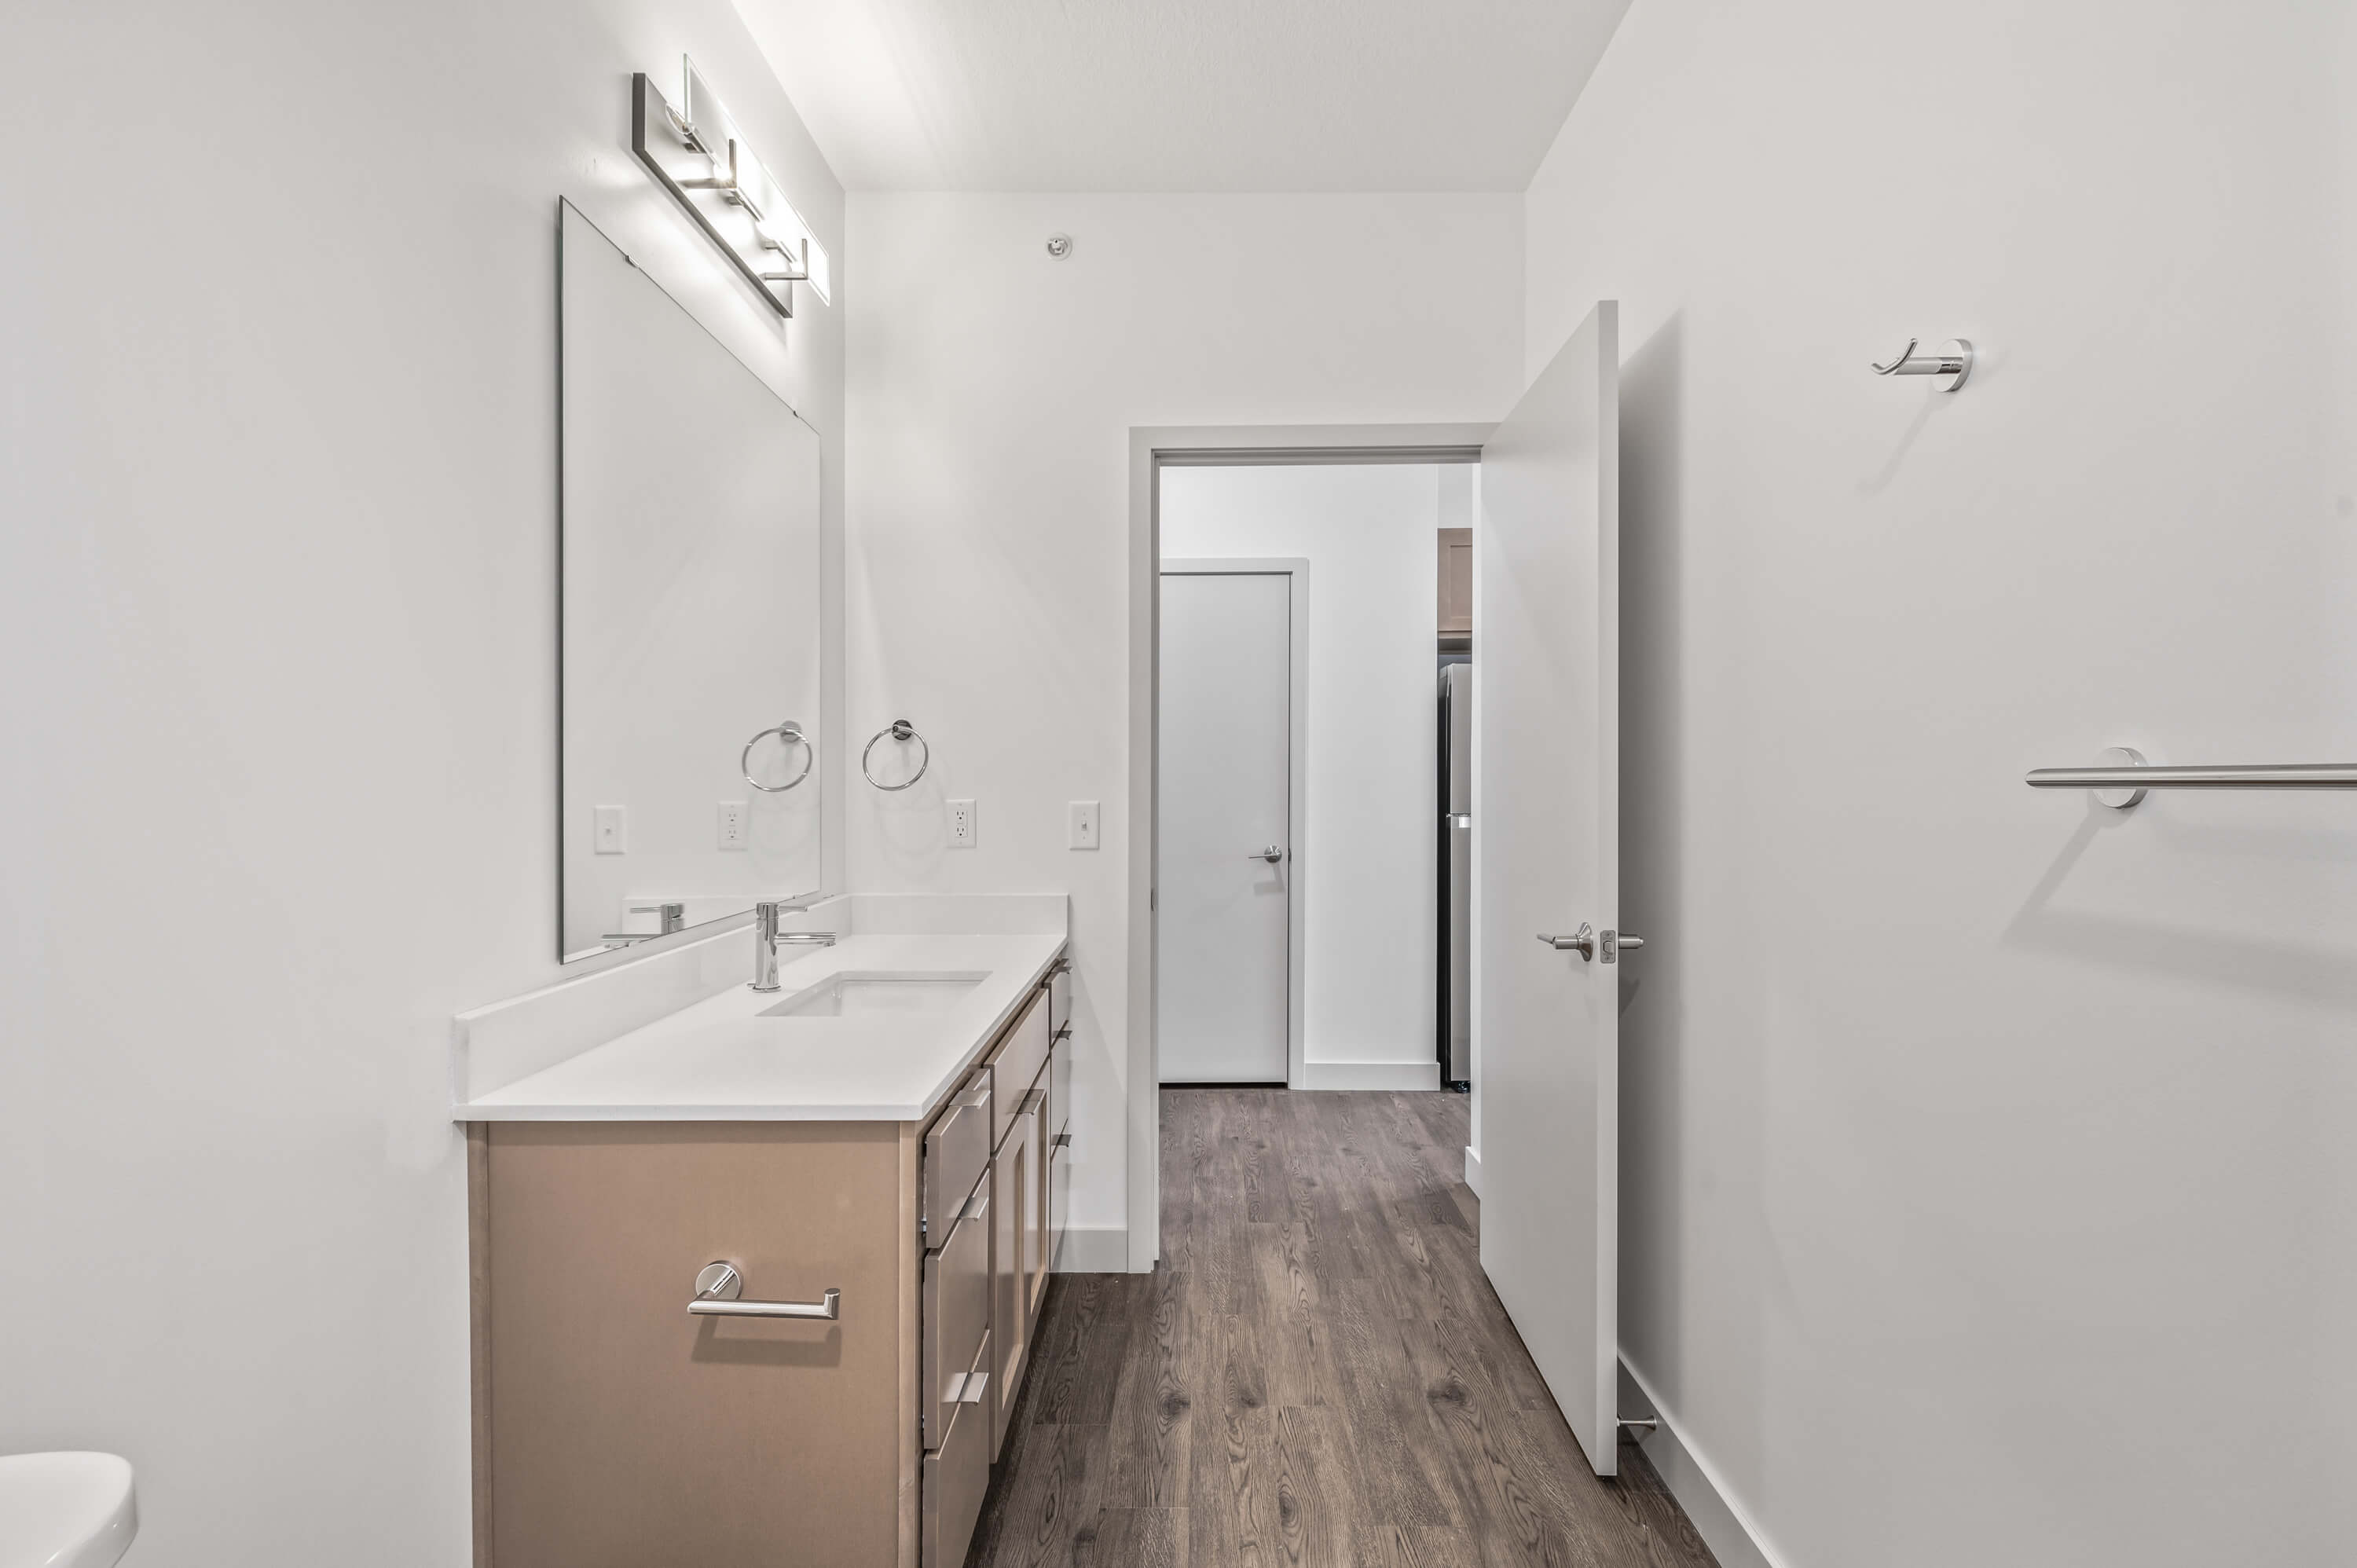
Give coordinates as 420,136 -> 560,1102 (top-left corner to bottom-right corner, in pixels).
0,1453 -> 137,1568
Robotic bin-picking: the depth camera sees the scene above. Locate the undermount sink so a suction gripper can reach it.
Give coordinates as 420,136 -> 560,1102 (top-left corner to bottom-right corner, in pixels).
760,972 -> 987,1019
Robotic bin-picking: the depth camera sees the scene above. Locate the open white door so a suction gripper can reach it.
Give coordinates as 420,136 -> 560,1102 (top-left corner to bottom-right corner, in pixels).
1477,300 -> 1625,1475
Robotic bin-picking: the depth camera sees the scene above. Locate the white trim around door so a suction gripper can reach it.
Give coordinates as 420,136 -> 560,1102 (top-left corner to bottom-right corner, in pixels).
1125,423 -> 1494,1273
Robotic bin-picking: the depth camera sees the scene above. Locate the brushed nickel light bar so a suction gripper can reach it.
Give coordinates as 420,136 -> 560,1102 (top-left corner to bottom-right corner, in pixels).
630,57 -> 832,319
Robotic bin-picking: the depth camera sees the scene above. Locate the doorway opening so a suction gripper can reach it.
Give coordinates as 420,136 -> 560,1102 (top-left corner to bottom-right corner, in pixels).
1126,426 -> 1488,1272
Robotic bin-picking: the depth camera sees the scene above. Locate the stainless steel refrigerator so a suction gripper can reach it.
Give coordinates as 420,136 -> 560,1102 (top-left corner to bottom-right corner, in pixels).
1439,661 -> 1472,1087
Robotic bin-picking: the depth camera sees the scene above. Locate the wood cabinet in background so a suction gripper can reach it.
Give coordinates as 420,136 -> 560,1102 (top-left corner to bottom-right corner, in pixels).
1438,526 -> 1473,643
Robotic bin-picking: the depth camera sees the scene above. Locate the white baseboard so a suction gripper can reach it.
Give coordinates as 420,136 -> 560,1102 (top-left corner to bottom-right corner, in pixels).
1292,1061 -> 1442,1091
1618,1357 -> 1789,1568
1462,1145 -> 1483,1196
1051,1223 -> 1131,1273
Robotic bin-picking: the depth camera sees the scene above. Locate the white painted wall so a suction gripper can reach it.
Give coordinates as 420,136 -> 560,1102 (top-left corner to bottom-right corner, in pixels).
0,5 -> 843,1563
845,194 -> 1523,1257
1160,463 -> 1446,1084
1518,2 -> 2357,1564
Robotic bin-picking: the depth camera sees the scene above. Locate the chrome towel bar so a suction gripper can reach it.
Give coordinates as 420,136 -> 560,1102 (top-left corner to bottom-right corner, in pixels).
2026,746 -> 2357,808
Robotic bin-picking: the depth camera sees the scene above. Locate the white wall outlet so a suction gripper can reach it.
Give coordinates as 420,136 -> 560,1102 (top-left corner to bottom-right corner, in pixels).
948,799 -> 977,848
717,800 -> 749,850
1069,800 -> 1100,850
593,804 -> 627,855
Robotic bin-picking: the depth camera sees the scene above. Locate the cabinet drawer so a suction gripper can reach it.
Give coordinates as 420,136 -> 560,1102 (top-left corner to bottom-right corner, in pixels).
1049,1023 -> 1072,1140
923,1335 -> 992,1568
922,1071 -> 991,1240
989,988 -> 1050,1150
921,1182 -> 990,1452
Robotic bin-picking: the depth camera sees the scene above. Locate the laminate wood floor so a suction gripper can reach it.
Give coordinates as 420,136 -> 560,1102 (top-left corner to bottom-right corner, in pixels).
969,1089 -> 1718,1568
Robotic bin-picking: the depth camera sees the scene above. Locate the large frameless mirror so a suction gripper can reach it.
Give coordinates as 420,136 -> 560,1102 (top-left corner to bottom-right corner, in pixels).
557,200 -> 823,962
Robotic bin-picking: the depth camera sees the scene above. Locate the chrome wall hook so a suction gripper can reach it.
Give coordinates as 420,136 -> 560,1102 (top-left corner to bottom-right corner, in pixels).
1869,336 -> 1974,391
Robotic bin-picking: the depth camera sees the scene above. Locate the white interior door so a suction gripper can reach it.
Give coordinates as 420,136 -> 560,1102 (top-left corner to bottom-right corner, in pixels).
1477,300 -> 1624,1475
1157,570 -> 1291,1083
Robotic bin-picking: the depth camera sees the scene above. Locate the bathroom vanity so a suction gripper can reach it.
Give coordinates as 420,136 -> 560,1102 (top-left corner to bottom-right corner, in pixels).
454,899 -> 1073,1568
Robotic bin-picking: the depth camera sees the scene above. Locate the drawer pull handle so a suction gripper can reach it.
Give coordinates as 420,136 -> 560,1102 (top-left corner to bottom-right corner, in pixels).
689,1261 -> 840,1320
1052,1132 -> 1072,1149
943,1371 -> 990,1405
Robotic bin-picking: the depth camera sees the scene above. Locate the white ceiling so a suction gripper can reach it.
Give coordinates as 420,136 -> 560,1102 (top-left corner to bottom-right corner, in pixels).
728,0 -> 1633,192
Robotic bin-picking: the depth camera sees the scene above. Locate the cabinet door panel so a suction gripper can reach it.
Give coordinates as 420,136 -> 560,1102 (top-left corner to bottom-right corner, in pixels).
1048,1141 -> 1069,1274
991,1114 -> 1032,1458
486,1122 -> 900,1568
1025,1086 -> 1051,1324
1049,1028 -> 1071,1139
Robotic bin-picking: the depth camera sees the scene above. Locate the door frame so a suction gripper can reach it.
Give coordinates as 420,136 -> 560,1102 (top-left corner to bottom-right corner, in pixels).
1125,424 -> 1494,1272
1157,557 -> 1310,1091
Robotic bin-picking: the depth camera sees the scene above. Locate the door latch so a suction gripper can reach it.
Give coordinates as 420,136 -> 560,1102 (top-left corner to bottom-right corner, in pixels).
1600,929 -> 1646,964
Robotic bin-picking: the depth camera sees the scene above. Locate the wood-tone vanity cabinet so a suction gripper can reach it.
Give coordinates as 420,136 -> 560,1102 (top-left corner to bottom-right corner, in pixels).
471,962 -> 1073,1568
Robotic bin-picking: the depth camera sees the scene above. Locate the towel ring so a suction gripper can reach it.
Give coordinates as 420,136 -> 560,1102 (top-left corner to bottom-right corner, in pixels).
741,720 -> 813,793
861,719 -> 930,792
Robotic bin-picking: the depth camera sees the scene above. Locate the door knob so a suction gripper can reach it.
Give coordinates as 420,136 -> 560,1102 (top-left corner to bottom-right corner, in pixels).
1246,845 -> 1284,863
1536,923 -> 1596,960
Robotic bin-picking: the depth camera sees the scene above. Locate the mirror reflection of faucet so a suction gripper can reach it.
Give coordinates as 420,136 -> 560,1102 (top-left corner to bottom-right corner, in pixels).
601,901 -> 686,948
749,899 -> 838,991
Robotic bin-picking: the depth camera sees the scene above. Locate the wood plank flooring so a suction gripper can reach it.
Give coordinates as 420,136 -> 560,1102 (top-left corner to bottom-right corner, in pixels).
969,1089 -> 1718,1568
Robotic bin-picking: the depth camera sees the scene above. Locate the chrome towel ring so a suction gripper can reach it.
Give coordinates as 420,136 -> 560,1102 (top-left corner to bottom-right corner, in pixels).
861,719 -> 930,791
741,720 -> 813,793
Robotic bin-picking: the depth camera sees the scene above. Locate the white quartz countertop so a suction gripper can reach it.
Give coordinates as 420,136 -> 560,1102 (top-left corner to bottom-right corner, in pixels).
456,933 -> 1066,1123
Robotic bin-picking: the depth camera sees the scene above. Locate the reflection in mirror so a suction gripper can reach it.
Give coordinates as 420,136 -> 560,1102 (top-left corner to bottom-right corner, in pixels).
559,200 -> 823,962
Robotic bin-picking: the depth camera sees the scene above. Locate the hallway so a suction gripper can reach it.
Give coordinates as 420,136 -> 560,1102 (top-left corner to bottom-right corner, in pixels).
970,1090 -> 1717,1567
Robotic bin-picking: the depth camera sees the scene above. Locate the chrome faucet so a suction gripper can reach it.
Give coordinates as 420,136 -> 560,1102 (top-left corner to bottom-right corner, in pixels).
750,900 -> 837,991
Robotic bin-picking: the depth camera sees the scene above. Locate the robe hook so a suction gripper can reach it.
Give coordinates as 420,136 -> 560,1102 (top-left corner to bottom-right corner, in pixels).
1869,336 -> 1974,391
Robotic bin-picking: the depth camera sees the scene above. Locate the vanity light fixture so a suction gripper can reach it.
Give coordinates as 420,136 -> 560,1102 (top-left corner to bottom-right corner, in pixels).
630,57 -> 832,319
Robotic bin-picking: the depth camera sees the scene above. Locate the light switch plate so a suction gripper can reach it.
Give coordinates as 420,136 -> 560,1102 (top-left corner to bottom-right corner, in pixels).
948,799 -> 977,848
1069,800 -> 1100,850
593,804 -> 627,854
717,800 -> 749,849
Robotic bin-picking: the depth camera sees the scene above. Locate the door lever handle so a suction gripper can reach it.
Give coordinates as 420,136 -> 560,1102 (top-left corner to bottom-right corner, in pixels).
1536,923 -> 1596,961
1246,845 -> 1284,863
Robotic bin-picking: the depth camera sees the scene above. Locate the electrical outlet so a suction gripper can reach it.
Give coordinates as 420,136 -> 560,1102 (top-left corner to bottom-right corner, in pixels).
593,804 -> 627,854
717,800 -> 749,850
948,799 -> 977,848
1069,800 -> 1100,850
